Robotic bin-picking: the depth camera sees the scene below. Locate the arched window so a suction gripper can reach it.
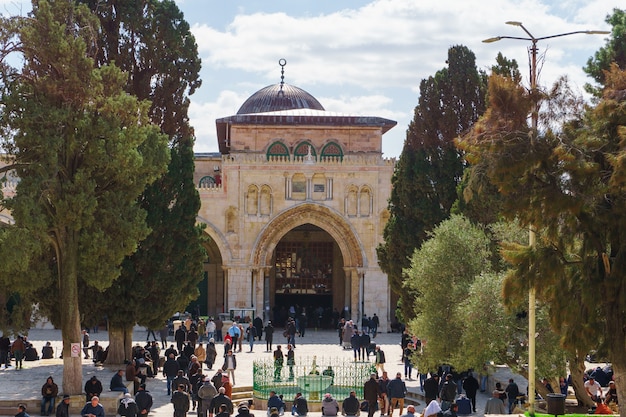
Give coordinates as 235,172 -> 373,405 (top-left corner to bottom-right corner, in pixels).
199,176 -> 215,187
260,185 -> 272,215
359,186 -> 372,216
294,141 -> 316,160
346,185 -> 358,217
247,185 -> 259,215
267,141 -> 289,160
320,142 -> 343,161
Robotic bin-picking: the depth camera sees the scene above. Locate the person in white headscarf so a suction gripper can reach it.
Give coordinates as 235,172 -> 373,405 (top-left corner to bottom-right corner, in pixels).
422,400 -> 441,417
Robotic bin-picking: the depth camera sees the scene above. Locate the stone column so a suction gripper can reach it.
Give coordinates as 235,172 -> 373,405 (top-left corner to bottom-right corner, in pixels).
225,267 -> 253,310
253,268 -> 265,319
345,267 -> 360,323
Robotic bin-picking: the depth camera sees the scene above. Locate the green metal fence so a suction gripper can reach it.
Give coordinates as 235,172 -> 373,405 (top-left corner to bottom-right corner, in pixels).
253,356 -> 376,402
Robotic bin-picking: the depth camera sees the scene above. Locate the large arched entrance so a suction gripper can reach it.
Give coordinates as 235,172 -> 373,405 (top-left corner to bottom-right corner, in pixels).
270,223 -> 343,328
251,203 -> 365,329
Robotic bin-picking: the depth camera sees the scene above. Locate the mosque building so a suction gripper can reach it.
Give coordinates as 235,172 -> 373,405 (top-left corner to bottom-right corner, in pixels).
194,61 -> 398,331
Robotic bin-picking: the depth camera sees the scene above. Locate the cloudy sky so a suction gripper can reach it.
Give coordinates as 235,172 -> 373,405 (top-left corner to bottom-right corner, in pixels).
2,0 -> 621,158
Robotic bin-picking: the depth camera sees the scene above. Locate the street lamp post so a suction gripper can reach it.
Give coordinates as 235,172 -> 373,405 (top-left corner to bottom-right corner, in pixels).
483,22 -> 609,416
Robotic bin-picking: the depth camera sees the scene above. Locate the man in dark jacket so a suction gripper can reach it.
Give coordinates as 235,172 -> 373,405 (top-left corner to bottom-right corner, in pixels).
293,392 -> 308,416
342,391 -> 360,417
172,384 -> 190,417
264,322 -> 274,352
387,373 -> 406,417
175,326 -> 187,353
209,387 -> 233,416
135,384 -> 153,417
163,353 -> 181,395
110,369 -> 129,394
363,373 -> 381,417
462,374 -> 479,413
439,374 -> 457,412
85,376 -> 103,403
41,376 -> 59,416
423,374 -> 440,406
55,396 -> 70,417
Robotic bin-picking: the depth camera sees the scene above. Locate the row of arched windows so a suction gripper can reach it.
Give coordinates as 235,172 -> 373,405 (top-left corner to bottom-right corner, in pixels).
267,141 -> 343,160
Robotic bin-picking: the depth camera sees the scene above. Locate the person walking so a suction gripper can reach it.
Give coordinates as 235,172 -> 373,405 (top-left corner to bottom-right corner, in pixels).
374,346 -> 386,375
273,345 -> 284,381
286,344 -> 295,381
363,373 -> 381,417
222,350 -> 237,386
172,384 -> 191,417
462,373 -> 479,413
505,378 -> 520,414
439,374 -> 457,412
265,322 -> 274,352
135,384 -> 153,417
387,373 -> 407,417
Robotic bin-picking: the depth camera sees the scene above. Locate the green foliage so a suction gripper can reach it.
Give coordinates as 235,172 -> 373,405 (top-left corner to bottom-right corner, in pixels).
29,0 -> 206,334
77,0 -> 206,331
583,8 -> 626,96
378,46 -> 487,319
0,0 -> 169,389
458,60 -> 626,415
405,215 -> 491,370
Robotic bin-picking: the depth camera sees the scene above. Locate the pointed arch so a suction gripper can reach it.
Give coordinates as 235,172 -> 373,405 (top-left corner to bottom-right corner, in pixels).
251,203 -> 365,269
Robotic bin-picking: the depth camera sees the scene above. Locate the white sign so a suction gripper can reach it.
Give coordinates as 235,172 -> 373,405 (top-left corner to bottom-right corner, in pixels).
71,343 -> 81,358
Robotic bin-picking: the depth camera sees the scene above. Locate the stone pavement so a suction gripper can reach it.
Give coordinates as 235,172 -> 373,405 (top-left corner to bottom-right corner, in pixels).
0,327 -> 522,417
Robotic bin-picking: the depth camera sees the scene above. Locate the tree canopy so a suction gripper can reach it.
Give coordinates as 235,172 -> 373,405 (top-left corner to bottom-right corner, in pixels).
28,0 -> 207,363
458,53 -> 626,414
377,45 -> 487,320
0,0 -> 169,392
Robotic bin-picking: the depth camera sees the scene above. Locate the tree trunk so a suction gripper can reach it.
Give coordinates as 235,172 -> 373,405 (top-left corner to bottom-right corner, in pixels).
568,355 -> 594,407
59,233 -> 83,395
107,323 -> 133,365
606,300 -> 626,417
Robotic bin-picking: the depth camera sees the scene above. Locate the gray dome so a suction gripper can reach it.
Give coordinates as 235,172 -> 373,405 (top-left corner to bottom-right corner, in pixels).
236,83 -> 325,115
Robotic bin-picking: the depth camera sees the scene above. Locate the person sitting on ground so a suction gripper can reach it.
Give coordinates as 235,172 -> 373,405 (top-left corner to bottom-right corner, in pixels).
266,391 -> 285,416
594,397 -> 614,415
41,342 -> 54,359
41,376 -> 59,416
342,391 -> 360,417
118,393 -> 139,417
110,369 -> 129,394
85,376 -> 103,403
293,392 -> 308,417
321,393 -> 339,417
80,396 -> 105,417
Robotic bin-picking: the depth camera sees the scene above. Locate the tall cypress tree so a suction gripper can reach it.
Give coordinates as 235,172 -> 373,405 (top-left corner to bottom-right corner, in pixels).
377,45 -> 486,320
85,0 -> 205,362
31,0 -> 205,363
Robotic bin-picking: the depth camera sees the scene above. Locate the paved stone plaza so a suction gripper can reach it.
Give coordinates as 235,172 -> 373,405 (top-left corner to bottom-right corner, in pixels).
0,327 -> 520,417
